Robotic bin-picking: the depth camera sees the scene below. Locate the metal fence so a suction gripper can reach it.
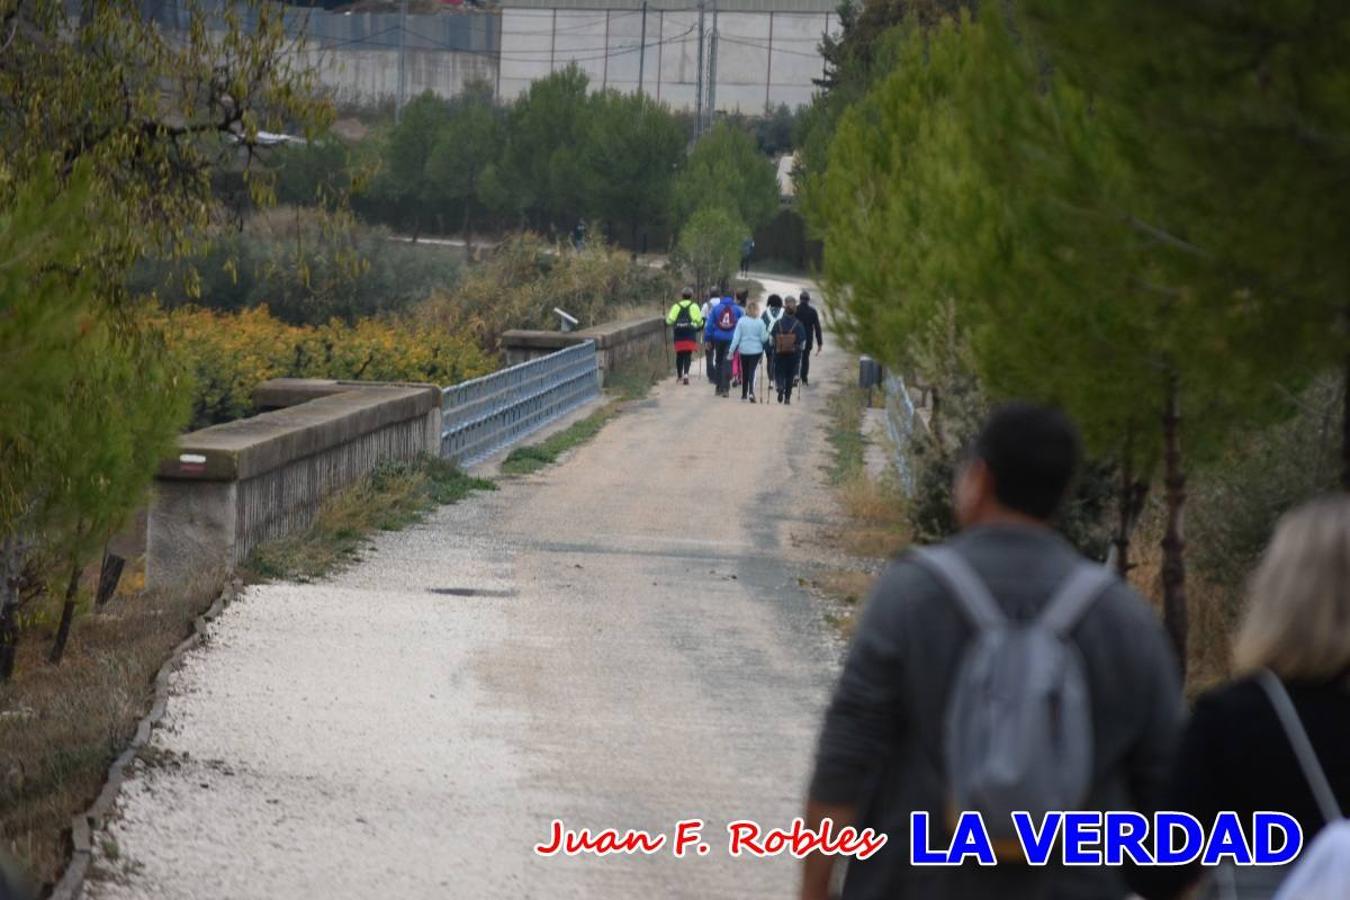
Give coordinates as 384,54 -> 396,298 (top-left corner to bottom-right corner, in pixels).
440,341 -> 602,466
882,372 -> 927,495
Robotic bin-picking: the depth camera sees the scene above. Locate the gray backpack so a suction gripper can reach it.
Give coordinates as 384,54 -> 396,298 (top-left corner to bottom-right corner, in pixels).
913,546 -> 1115,845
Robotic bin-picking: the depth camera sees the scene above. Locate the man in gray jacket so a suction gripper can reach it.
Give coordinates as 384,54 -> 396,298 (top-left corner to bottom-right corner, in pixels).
802,403 -> 1183,900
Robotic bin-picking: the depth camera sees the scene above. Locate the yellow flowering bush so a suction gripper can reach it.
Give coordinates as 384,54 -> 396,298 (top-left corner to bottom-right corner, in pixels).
161,306 -> 494,429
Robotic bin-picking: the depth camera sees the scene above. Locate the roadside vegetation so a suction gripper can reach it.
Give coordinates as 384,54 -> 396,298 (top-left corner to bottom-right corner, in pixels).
163,307 -> 495,430
798,2 -> 1348,685
500,409 -> 623,478
811,382 -> 911,637
246,457 -> 494,583
0,569 -> 222,886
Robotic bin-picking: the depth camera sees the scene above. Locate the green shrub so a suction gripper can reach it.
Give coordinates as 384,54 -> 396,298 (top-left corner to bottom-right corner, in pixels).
130,208 -> 461,325
1190,373 -> 1341,590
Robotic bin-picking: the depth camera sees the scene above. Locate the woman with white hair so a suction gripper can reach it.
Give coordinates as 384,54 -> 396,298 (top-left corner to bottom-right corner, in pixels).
1137,495 -> 1350,899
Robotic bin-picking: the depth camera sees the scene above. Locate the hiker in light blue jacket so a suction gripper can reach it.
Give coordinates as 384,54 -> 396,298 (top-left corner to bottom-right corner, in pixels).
727,301 -> 769,402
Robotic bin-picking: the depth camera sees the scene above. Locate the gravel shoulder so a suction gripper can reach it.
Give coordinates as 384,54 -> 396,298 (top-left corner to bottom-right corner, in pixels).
88,276 -> 849,899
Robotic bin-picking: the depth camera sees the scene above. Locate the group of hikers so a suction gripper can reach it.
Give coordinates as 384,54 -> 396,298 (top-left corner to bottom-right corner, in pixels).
802,402 -> 1350,900
666,287 -> 823,405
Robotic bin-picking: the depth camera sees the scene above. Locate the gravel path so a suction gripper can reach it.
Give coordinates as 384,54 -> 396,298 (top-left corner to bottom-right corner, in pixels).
89,277 -> 846,899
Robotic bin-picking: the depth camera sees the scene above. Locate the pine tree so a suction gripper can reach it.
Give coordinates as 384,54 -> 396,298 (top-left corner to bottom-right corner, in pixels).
803,13 -> 1304,673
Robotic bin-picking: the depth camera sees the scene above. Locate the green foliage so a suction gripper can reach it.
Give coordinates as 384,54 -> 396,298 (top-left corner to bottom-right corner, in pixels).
1190,375 -> 1343,589
365,83 -> 506,240
500,406 -> 619,476
499,65 -> 593,227
0,164 -> 189,678
0,0 -> 333,297
1022,0 -> 1350,437
383,92 -> 453,216
425,82 -> 503,238
131,209 -> 461,325
0,0 -> 332,678
273,138 -> 366,210
673,123 -> 780,232
579,90 -> 686,245
802,6 -> 1341,673
722,103 -> 805,157
799,0 -> 971,186
808,13 -> 1290,469
674,206 -> 745,300
309,69 -> 785,250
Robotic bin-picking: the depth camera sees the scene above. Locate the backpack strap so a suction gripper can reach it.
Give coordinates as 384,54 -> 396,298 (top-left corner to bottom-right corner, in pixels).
1257,669 -> 1344,824
911,546 -> 1005,631
1037,563 -> 1116,638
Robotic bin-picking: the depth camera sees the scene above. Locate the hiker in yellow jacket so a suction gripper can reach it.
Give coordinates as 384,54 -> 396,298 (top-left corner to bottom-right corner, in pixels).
666,289 -> 705,384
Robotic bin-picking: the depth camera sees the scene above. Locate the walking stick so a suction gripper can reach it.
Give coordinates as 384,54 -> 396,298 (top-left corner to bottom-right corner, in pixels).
760,352 -> 766,406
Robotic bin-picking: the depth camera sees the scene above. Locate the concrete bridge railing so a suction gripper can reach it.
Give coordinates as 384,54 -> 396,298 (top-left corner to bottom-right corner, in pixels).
500,316 -> 668,385
147,381 -> 443,590
145,320 -> 663,589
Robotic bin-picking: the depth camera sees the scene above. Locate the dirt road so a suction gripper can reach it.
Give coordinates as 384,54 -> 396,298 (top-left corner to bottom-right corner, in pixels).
90,277 -> 847,899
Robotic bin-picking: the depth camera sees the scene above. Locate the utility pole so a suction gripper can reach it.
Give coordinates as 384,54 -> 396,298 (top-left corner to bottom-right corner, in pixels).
637,0 -> 648,98
396,0 -> 408,123
705,2 -> 718,133
694,0 -> 705,140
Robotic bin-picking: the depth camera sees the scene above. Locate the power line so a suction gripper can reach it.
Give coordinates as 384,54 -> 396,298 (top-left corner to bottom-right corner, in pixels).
717,33 -> 821,59
506,9 -> 643,37
407,21 -> 697,63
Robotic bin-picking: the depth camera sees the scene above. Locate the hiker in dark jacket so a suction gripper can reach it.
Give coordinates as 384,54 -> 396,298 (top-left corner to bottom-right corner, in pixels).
770,298 -> 807,405
761,294 -> 784,385
802,403 -> 1183,900
701,292 -> 718,383
795,290 -> 824,386
1132,495 -> 1350,900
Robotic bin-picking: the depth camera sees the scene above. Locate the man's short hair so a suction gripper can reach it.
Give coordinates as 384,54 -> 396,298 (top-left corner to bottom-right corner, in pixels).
971,403 -> 1081,520
736,288 -> 749,302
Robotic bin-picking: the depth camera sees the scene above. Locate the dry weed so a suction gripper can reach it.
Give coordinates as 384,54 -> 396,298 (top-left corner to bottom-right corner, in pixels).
0,576 -> 220,888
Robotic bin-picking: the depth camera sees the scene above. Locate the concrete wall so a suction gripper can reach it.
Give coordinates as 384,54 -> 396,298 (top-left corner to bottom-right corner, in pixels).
502,317 -> 668,383
147,381 -> 442,590
141,0 -> 832,110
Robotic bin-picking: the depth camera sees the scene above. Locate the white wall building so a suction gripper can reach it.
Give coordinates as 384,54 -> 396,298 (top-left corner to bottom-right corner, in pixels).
497,0 -> 838,113
142,0 -> 835,113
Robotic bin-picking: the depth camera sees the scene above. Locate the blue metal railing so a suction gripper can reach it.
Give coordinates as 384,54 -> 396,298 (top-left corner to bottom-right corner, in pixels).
440,342 -> 602,466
